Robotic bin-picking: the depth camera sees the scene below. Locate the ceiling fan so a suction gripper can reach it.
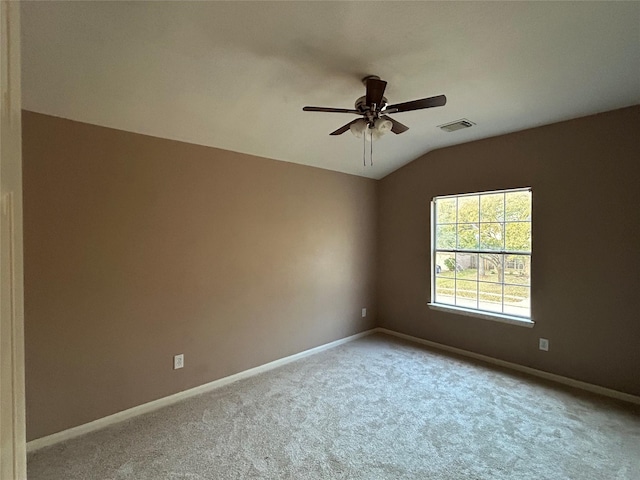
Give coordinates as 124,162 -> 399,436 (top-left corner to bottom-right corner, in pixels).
303,75 -> 446,139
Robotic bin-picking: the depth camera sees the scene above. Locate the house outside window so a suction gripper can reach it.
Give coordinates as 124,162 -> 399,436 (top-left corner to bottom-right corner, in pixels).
430,188 -> 532,324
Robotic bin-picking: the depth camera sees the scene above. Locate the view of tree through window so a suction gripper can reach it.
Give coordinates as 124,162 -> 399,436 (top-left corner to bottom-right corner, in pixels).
432,188 -> 532,318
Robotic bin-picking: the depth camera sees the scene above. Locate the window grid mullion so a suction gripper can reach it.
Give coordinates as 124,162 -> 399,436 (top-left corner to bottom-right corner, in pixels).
502,191 -> 506,251
476,252 -> 479,310
436,187 -> 530,201
454,252 -> 458,306
434,249 -> 531,256
503,191 -> 506,252
477,196 -> 481,251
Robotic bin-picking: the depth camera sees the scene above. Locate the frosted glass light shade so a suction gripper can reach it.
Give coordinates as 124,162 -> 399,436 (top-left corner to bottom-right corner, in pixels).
374,118 -> 392,134
349,119 -> 368,138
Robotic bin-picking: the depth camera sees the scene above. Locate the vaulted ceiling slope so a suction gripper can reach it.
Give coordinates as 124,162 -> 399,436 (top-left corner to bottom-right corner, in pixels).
21,2 -> 640,179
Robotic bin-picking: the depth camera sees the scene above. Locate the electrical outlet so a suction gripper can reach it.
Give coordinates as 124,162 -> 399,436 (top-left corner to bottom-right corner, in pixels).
174,354 -> 184,369
361,308 -> 367,318
539,338 -> 549,352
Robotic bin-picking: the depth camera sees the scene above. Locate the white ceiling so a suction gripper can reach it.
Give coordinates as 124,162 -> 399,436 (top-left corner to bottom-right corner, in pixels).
21,2 -> 640,179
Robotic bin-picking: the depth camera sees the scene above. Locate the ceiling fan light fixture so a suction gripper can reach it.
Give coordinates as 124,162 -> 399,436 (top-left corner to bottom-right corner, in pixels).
350,118 -> 393,141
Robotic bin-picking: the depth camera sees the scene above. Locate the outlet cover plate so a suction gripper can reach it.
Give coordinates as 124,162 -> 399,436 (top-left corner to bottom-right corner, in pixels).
174,354 -> 184,369
539,338 -> 549,351
361,308 -> 367,318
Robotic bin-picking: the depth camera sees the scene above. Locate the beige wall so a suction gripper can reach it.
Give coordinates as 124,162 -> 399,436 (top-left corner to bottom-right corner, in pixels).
23,106 -> 640,441
378,106 -> 640,396
22,111 -> 378,441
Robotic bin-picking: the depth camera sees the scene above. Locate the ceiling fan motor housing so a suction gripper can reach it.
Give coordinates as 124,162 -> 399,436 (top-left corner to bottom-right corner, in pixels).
355,96 -> 388,114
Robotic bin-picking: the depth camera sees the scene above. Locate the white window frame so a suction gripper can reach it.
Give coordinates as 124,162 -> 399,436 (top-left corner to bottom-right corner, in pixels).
428,187 -> 534,328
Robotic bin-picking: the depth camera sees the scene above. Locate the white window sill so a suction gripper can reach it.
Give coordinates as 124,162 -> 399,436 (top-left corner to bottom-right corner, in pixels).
427,303 -> 535,328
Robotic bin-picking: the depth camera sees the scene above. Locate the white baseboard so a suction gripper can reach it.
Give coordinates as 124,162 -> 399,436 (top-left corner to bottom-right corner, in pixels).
28,326 -> 638,452
376,327 -> 640,406
27,328 -> 377,452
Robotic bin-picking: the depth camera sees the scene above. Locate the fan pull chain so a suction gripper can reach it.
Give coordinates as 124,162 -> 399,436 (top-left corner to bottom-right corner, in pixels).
363,127 -> 366,167
361,125 -> 375,167
370,133 -> 373,166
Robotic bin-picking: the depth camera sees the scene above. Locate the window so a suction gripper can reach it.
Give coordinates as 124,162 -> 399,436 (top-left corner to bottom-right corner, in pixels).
430,188 -> 532,324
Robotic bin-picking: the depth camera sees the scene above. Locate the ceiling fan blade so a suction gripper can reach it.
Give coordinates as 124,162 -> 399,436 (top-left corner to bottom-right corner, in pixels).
303,106 -> 361,114
381,115 -> 409,134
365,77 -> 387,108
330,119 -> 360,136
384,94 -> 447,114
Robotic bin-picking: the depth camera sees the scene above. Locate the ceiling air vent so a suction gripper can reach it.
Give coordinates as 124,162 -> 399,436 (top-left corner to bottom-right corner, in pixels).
438,119 -> 475,132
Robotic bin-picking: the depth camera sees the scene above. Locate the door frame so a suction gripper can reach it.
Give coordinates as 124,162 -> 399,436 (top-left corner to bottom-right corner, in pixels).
0,1 -> 26,479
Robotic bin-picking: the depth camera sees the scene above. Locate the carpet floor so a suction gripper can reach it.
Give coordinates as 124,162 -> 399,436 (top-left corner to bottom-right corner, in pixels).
27,333 -> 640,479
